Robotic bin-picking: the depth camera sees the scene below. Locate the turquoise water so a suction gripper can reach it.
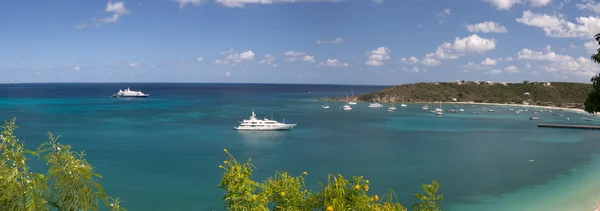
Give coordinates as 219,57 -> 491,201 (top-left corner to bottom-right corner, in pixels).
1,83 -> 600,211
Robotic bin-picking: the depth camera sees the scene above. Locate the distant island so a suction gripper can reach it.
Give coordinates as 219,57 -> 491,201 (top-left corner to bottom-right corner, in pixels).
324,81 -> 592,108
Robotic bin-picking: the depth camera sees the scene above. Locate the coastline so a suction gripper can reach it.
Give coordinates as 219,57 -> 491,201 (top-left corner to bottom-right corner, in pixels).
319,98 -> 590,115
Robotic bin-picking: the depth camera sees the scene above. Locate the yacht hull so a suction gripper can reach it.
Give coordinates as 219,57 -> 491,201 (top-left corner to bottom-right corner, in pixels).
234,124 -> 297,131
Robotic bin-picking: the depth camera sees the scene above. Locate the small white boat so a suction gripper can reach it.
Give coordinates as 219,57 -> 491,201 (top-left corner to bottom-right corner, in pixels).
386,108 -> 395,112
435,110 -> 444,115
488,109 -> 495,112
234,111 -> 296,131
322,99 -> 330,109
401,104 -> 407,107
388,101 -> 396,111
459,104 -> 464,112
348,101 -> 357,105
342,95 -> 352,111
112,87 -> 149,98
369,102 -> 383,108
530,116 -> 539,120
348,88 -> 357,105
421,105 -> 429,110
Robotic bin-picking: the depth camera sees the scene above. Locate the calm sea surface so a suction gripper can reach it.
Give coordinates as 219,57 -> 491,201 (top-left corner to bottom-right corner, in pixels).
1,83 -> 599,211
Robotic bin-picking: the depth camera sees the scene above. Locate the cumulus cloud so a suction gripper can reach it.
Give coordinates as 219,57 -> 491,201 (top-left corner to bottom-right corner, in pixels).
400,56 -> 419,64
176,0 -> 206,8
516,10 -> 600,38
196,57 -> 204,62
365,47 -> 391,66
257,54 -> 277,67
421,34 -> 496,66
517,48 -> 599,77
214,0 -> 344,8
483,0 -> 550,10
487,69 -> 503,74
73,66 -> 81,71
466,21 -> 508,33
316,37 -> 344,44
78,1 -> 130,28
481,57 -> 498,66
504,65 -> 520,73
215,49 -> 255,66
410,66 -> 425,72
319,59 -> 349,67
576,0 -> 600,14
284,51 -> 315,63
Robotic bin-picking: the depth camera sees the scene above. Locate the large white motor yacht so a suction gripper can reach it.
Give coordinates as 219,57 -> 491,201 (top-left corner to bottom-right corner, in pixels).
234,112 -> 297,131
112,88 -> 149,97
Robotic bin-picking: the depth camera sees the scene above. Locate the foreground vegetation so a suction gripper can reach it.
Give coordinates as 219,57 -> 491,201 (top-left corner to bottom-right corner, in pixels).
0,119 -> 124,211
334,82 -> 591,105
218,149 -> 443,211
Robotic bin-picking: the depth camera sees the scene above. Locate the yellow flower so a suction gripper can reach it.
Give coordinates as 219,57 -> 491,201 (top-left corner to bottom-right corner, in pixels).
302,171 -> 308,175
326,206 -> 334,211
224,148 -> 228,153
366,180 -> 370,184
252,195 -> 258,201
364,184 -> 369,191
218,165 -> 223,168
373,195 -> 379,201
355,184 -> 361,190
280,191 -> 285,197
223,160 -> 228,164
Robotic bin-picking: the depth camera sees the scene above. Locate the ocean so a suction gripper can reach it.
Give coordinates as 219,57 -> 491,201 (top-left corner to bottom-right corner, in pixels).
1,83 -> 599,211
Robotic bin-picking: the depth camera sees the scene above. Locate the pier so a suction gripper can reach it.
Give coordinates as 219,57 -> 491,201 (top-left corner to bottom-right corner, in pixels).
537,124 -> 600,130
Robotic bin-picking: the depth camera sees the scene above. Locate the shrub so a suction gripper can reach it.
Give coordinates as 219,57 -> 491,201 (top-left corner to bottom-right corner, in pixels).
218,149 -> 443,211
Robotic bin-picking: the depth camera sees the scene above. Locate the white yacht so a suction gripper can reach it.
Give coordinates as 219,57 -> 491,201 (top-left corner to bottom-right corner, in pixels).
112,88 -> 149,98
388,101 -> 396,111
234,112 -> 296,131
348,89 -> 357,105
400,96 -> 407,107
434,101 -> 443,112
342,95 -> 352,111
322,99 -> 330,109
369,102 -> 383,108
459,104 -> 464,112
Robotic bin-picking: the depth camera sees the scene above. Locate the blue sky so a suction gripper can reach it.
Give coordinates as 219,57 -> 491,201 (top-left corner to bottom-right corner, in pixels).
1,0 -> 600,85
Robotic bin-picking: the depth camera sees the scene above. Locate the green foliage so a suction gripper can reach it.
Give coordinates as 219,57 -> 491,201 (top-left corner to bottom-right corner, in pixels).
218,149 -> 443,211
584,74 -> 600,114
349,82 -> 591,105
591,33 -> 600,64
0,118 -> 124,211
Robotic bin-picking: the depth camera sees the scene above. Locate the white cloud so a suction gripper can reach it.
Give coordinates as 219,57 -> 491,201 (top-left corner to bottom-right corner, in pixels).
225,71 -> 231,77
516,10 -> 600,38
504,65 -> 520,73
483,0 -> 550,10
421,34 -> 496,66
365,47 -> 391,66
196,57 -> 204,62
284,51 -> 315,63
465,21 -> 508,33
215,49 -> 255,66
410,66 -> 425,72
215,0 -> 344,8
319,59 -> 349,67
316,37 -> 344,44
436,9 -> 451,25
505,56 -> 514,61
73,66 -> 81,71
570,43 -> 578,48
258,54 -> 276,66
481,57 -> 498,66
176,0 -> 206,8
487,69 -> 503,74
585,40 -> 598,54
576,0 -> 600,14
400,56 -> 419,64
127,62 -> 140,67
517,48 -> 599,77
95,2 -> 130,24
526,62 -> 532,68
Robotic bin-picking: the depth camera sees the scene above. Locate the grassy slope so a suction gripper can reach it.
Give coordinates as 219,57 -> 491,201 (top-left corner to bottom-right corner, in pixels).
353,82 -> 592,104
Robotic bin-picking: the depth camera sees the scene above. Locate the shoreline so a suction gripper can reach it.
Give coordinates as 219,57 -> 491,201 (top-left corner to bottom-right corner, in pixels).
319,98 -> 589,115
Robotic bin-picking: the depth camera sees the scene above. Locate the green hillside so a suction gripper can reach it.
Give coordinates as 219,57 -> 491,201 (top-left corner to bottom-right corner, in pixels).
342,81 -> 592,106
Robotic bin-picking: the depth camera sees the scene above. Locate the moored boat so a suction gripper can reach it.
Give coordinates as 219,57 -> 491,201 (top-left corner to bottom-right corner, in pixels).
234,111 -> 296,131
112,87 -> 149,98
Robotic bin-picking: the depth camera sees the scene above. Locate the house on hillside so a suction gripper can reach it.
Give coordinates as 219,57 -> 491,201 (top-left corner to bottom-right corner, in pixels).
543,82 -> 551,86
455,80 -> 463,85
500,82 -> 507,86
524,92 -> 531,96
486,81 -> 494,85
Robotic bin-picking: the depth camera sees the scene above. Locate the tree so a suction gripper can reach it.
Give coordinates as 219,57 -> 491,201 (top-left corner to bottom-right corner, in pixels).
218,149 -> 443,211
0,119 -> 124,211
585,33 -> 600,114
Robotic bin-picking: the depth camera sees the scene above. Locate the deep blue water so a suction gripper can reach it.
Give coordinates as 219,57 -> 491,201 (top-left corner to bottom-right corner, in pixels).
1,83 -> 599,211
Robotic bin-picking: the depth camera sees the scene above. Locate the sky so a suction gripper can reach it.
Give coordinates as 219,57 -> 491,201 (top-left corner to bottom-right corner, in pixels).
1,0 -> 600,85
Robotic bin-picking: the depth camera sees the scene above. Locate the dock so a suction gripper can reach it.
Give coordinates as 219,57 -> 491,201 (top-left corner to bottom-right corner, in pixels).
537,124 -> 600,130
